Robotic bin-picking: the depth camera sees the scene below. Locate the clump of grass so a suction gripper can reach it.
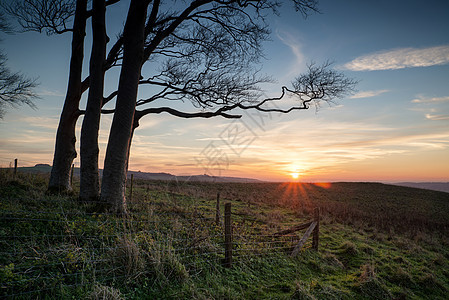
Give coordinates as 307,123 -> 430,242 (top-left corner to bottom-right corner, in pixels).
355,278 -> 392,299
431,254 -> 446,266
339,241 -> 358,256
89,283 -> 124,300
291,282 -> 316,300
359,263 -> 376,282
111,236 -> 144,279
354,263 -> 392,299
146,240 -> 189,284
418,273 -> 447,293
322,252 -> 344,270
314,284 -> 347,299
387,266 -> 414,287
360,244 -> 375,255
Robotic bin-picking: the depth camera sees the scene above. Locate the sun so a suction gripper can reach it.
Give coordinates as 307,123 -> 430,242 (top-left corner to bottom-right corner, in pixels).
291,172 -> 300,179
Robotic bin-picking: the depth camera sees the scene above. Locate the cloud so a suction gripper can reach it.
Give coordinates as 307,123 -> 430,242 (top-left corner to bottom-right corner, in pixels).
350,90 -> 389,99
275,30 -> 305,77
411,96 -> 449,103
19,116 -> 59,129
411,95 -> 449,121
38,88 -> 65,97
425,114 -> 449,121
343,45 -> 449,71
239,117 -> 449,179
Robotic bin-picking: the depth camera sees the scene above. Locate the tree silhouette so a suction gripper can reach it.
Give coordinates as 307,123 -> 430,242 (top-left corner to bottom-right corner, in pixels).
98,1 -> 356,213
0,12 -> 37,119
5,0 -> 357,213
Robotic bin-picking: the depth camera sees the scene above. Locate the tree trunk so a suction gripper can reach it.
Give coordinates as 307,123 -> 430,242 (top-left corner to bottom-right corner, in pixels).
124,114 -> 141,174
48,0 -> 87,193
100,0 -> 150,213
79,0 -> 107,202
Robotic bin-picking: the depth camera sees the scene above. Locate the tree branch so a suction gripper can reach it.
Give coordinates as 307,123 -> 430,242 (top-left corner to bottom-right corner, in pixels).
3,0 -> 77,35
78,106 -> 241,119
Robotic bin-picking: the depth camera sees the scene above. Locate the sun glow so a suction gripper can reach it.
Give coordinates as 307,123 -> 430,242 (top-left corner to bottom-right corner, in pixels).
291,172 -> 300,179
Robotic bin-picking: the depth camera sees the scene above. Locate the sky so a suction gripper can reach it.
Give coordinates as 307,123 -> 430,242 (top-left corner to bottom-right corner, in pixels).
1,0 -> 448,182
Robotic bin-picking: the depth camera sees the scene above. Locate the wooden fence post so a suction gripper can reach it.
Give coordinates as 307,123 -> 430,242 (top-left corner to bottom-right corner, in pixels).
129,174 -> 134,202
13,158 -> 18,179
224,202 -> 232,268
70,164 -> 74,187
216,192 -> 220,225
312,207 -> 320,251
291,221 -> 317,257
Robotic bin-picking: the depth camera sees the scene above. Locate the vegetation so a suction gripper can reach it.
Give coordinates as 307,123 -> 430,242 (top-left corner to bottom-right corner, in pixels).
1,170 -> 448,299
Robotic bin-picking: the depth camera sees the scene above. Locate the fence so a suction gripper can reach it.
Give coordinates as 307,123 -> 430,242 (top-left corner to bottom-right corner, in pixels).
0,168 -> 321,298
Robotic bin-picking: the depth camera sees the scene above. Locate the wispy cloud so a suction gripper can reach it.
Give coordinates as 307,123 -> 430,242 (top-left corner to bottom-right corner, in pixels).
350,90 -> 389,99
411,95 -> 449,121
234,116 -> 449,180
425,114 -> 449,121
411,96 -> 449,103
38,88 -> 65,97
19,116 -> 59,129
276,30 -> 305,77
343,45 -> 449,71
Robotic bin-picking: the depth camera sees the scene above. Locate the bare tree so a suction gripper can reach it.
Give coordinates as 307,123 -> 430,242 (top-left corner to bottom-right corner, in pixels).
97,0 -> 357,213
79,0 -> 107,202
100,0 -> 151,214
3,0 -> 119,193
0,11 -> 38,118
5,0 -> 356,214
4,0 -> 88,192
3,0 -> 76,35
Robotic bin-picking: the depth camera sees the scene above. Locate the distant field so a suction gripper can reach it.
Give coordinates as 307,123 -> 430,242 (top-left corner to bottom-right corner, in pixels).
149,180 -> 449,233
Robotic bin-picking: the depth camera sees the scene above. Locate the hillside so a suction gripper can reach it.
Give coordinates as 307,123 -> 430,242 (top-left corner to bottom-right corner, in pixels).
15,164 -> 262,183
1,171 -> 448,299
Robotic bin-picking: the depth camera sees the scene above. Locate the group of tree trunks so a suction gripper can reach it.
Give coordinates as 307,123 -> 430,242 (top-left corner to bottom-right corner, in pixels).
3,0 -> 356,214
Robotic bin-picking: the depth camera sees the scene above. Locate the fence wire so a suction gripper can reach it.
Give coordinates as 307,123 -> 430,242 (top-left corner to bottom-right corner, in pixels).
0,171 -> 317,298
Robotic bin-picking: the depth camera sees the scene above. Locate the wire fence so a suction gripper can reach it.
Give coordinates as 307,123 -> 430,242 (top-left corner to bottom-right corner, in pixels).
0,170 -> 318,298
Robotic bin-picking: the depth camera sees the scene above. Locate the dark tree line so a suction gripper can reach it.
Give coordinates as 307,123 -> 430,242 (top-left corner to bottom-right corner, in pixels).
3,0 -> 356,214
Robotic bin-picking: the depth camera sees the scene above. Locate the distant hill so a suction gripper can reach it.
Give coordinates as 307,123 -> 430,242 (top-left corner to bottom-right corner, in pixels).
393,182 -> 449,193
15,164 -> 262,183
127,170 -> 262,182
13,164 -> 449,188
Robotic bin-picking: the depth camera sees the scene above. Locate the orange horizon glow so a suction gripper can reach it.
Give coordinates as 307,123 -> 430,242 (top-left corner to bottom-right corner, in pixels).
277,181 -> 333,208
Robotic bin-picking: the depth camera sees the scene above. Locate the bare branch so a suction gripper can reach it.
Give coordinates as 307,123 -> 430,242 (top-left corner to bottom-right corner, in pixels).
0,52 -> 38,118
78,106 -> 242,119
0,11 -> 13,33
135,107 -> 241,119
3,0 -> 77,35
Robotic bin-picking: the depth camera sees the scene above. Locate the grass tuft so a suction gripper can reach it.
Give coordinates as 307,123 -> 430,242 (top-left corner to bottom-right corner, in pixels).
291,282 -> 316,300
89,283 -> 124,300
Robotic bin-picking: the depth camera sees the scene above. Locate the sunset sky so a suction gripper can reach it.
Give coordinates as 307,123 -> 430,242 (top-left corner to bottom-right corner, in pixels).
1,0 -> 448,182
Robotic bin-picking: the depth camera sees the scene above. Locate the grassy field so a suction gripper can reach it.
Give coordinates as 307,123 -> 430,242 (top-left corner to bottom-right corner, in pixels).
1,170 -> 449,299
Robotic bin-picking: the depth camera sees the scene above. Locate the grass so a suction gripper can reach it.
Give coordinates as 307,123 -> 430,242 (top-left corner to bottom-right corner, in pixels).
1,169 -> 449,299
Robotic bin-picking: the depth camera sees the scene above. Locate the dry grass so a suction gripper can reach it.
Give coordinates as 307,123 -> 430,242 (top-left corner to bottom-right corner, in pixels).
89,284 -> 124,300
